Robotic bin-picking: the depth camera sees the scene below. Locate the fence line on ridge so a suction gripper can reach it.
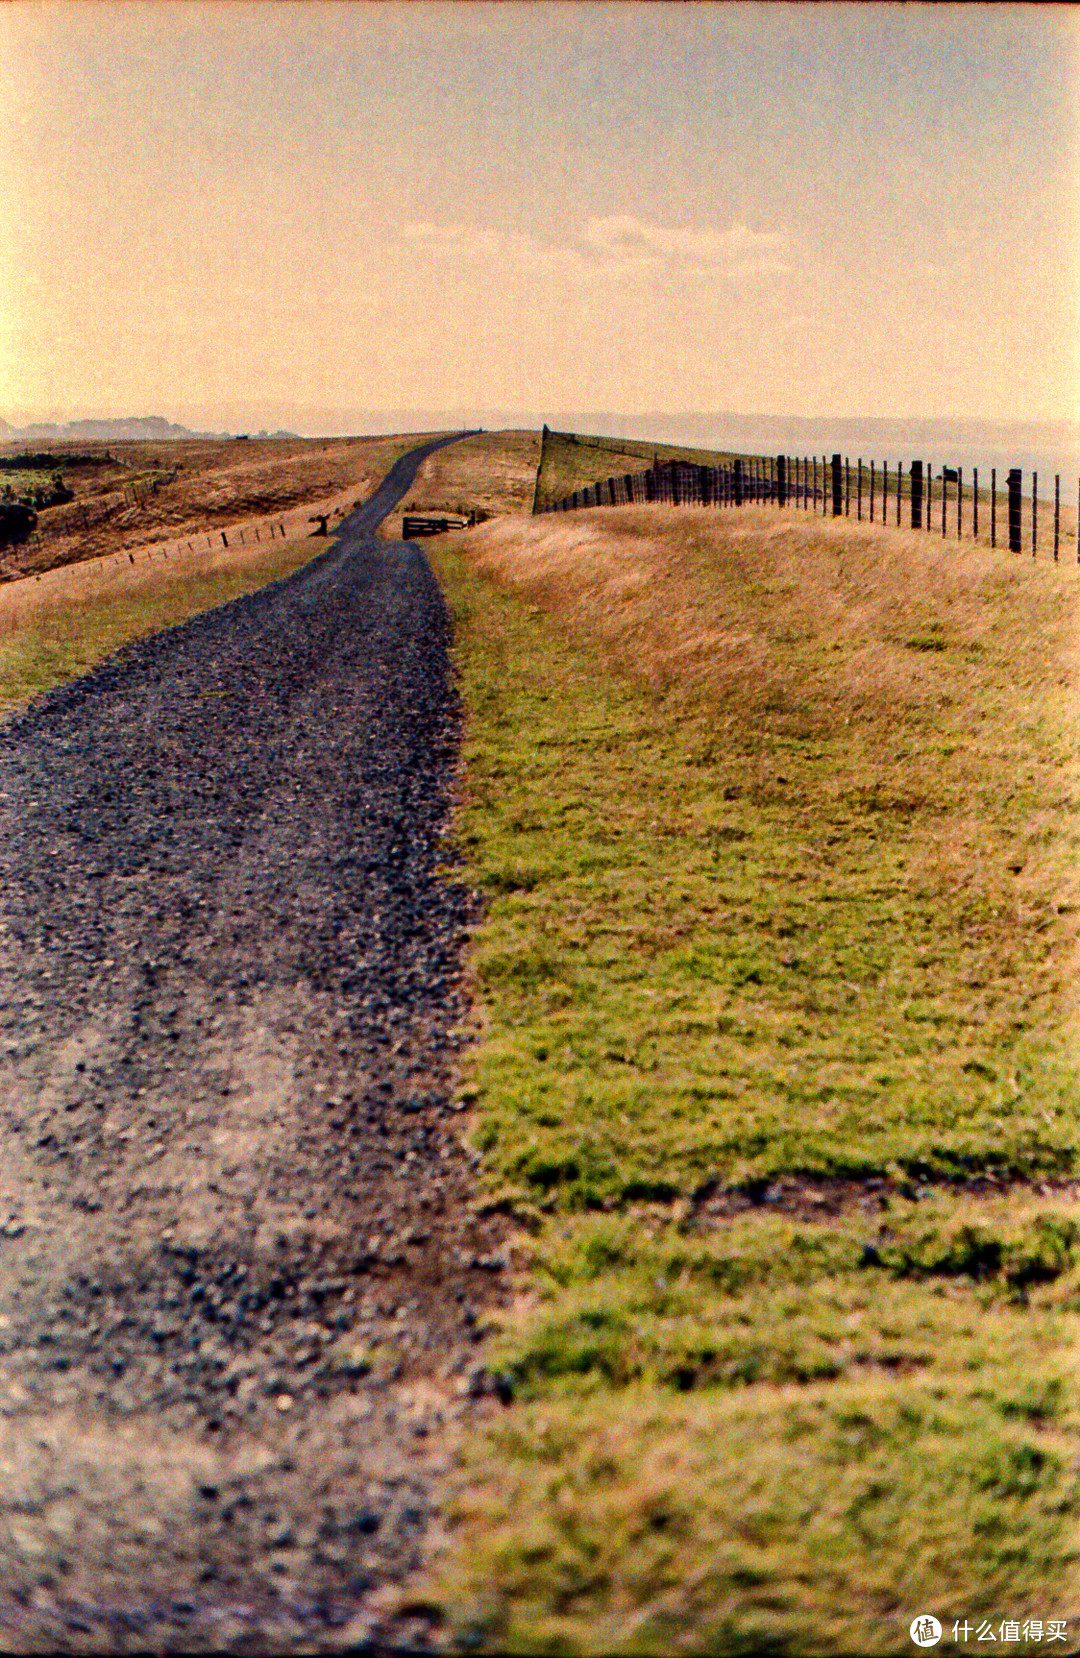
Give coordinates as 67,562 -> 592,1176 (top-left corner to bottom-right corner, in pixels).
536,451 -> 1080,563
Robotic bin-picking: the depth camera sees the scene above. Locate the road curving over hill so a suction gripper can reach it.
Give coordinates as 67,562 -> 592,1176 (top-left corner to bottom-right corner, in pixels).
0,432 -> 508,1652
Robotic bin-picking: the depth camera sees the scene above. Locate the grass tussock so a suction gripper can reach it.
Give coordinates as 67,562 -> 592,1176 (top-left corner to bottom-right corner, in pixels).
425,503 -> 1080,1650
435,507 -> 1080,1207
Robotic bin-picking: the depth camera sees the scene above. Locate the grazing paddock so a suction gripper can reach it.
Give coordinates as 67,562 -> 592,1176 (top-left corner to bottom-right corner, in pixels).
425,503 -> 1080,1653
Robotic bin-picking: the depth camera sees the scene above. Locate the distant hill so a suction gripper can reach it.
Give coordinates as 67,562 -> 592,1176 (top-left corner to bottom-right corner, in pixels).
0,415 -> 300,445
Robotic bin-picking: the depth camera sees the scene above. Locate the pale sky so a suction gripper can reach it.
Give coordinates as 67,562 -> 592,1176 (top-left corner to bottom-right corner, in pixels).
1,1 -> 1077,428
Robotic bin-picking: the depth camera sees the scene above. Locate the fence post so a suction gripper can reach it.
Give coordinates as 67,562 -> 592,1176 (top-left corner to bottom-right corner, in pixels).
942,468 -> 947,536
1007,468 -> 1022,554
869,460 -> 875,522
844,457 -> 850,516
957,467 -> 963,539
776,455 -> 787,507
991,469 -> 996,548
831,453 -> 842,517
926,463 -> 931,532
895,463 -> 902,526
910,460 -> 923,530
1032,472 -> 1037,558
733,458 -> 744,506
973,469 -> 978,538
1054,474 -> 1060,562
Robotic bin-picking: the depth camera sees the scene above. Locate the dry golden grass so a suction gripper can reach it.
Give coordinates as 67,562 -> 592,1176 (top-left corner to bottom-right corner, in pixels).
464,503 -> 1080,1048
383,429 -> 542,536
11,432 -> 444,577
465,503 -> 1073,722
426,502 -> 1080,1650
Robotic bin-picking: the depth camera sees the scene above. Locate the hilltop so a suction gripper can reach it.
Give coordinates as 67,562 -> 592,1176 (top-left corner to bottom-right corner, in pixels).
0,414 -> 299,445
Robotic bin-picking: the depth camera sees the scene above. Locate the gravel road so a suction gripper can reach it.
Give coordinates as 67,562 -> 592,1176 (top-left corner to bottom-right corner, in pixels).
0,434 -> 509,1652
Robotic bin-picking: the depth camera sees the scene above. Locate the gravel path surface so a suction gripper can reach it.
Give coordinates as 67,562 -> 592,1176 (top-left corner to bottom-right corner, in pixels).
0,434 -> 509,1653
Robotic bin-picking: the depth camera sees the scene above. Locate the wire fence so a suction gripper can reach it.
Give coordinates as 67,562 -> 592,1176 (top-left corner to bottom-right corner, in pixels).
2,494 -> 369,588
538,452 -> 1080,563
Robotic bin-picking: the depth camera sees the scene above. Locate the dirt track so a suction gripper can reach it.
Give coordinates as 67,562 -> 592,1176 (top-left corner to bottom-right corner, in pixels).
0,434 -> 509,1653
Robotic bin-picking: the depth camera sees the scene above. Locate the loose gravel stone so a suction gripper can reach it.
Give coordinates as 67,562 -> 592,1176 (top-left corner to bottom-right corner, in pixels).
0,437 -> 508,1653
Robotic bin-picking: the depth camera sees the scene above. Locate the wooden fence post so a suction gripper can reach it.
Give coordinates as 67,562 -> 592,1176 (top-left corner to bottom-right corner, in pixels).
734,458 -> 744,506
1054,474 -> 1060,562
1007,468 -> 1022,554
973,469 -> 978,538
1032,472 -> 1038,558
991,469 -> 996,548
777,455 -> 787,507
869,460 -> 875,522
957,467 -> 963,539
831,453 -> 842,517
896,462 -> 903,526
925,463 -> 931,532
942,468 -> 947,536
910,460 -> 923,530
856,458 -> 862,521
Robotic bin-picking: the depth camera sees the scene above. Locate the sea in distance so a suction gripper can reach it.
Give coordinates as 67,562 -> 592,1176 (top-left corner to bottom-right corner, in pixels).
552,413 -> 1080,505
313,408 -> 1080,503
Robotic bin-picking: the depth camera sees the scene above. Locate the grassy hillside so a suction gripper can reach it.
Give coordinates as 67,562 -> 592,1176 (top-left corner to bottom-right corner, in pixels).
0,431 -> 545,711
534,427 -> 749,513
424,503 -> 1080,1652
381,429 -> 542,537
3,431 -> 452,578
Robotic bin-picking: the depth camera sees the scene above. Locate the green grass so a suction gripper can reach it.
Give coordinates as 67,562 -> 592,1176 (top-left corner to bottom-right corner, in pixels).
424,511 -> 1080,1652
534,429 -> 746,513
430,535 -> 1080,1212
0,535 -> 325,709
442,1197 -> 1080,1653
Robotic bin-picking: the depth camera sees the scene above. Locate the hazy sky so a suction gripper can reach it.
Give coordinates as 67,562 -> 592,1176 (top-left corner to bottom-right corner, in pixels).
1,1 -> 1077,428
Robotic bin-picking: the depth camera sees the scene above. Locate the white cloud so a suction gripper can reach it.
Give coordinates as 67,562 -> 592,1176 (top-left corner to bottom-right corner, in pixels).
400,220 -> 590,280
582,215 -> 788,270
401,216 -> 791,285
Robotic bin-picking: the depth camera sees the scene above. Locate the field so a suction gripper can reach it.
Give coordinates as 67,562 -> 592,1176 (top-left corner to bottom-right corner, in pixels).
423,502 -> 1080,1651
0,431 -> 537,710
534,429 -> 1080,557
0,431 -> 453,578
5,432 -> 1080,1649
534,427 -> 744,514
381,428 -> 541,535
